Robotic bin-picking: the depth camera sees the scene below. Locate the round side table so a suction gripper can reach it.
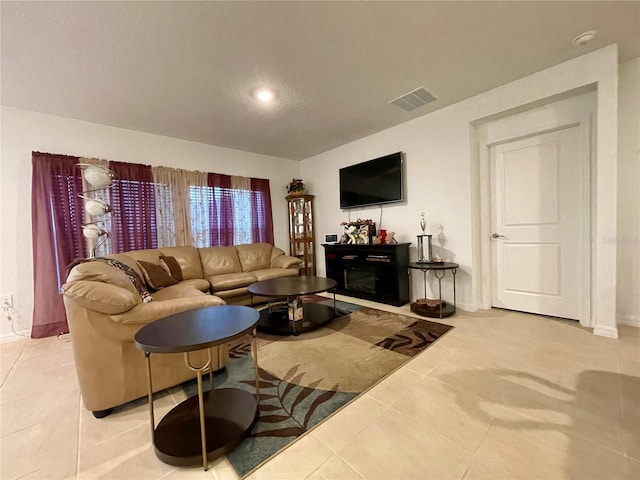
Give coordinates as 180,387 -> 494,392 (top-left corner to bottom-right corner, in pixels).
407,262 -> 459,318
134,305 -> 260,470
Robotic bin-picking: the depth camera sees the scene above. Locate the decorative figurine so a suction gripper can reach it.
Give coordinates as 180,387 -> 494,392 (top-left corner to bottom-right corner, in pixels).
346,225 -> 358,244
420,212 -> 427,233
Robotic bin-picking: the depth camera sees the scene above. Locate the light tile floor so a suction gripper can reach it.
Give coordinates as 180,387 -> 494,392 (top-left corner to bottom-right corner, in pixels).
1,295 -> 639,480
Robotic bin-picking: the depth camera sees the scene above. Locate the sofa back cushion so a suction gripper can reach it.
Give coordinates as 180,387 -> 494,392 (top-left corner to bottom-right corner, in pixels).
121,249 -> 160,265
66,259 -> 141,297
159,246 -> 203,280
236,243 -> 272,272
107,253 -> 147,287
63,281 -> 140,314
199,246 -> 242,276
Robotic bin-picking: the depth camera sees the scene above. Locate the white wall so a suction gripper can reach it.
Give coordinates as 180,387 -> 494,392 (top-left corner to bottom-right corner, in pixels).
617,57 -> 640,327
301,46 -> 622,336
2,46 -> 633,339
0,107 -> 299,338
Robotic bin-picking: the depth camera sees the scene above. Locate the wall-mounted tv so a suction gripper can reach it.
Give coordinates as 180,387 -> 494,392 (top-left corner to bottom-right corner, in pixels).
339,151 -> 404,209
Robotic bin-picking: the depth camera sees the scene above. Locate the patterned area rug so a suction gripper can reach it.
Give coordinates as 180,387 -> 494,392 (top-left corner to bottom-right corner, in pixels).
182,296 -> 453,477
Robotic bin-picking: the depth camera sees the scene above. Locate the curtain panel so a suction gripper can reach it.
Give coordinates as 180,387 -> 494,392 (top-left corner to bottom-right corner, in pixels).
250,177 -> 275,245
151,167 -> 210,247
31,152 -> 84,338
184,170 -> 209,247
208,173 -> 235,246
108,161 -> 157,252
231,176 -> 252,245
152,167 -> 180,247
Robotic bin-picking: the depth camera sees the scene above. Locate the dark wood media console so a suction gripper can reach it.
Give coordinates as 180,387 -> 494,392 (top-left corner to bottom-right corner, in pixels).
323,243 -> 410,306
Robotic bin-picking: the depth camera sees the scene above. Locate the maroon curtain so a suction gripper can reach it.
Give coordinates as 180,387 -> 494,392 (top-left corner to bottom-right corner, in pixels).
208,173 -> 235,246
250,178 -> 274,244
108,161 -> 157,252
31,152 -> 85,338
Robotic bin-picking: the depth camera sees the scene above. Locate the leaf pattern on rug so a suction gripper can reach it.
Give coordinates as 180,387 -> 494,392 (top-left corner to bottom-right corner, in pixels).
375,319 -> 452,356
229,341 -> 252,359
237,364 -> 339,439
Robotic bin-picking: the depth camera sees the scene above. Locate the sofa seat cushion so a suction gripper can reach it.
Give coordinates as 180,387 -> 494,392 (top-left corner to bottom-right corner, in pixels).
151,284 -> 209,302
251,268 -> 300,282
179,278 -> 211,293
213,286 -> 250,299
209,272 -> 257,292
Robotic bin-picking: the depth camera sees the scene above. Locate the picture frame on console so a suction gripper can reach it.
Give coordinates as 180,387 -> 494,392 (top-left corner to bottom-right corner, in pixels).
340,220 -> 376,245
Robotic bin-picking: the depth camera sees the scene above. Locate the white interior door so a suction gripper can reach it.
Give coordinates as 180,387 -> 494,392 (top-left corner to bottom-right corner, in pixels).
490,126 -> 586,320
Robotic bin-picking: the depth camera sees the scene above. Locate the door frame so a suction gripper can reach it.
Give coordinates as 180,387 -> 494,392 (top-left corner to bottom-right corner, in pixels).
473,92 -> 595,327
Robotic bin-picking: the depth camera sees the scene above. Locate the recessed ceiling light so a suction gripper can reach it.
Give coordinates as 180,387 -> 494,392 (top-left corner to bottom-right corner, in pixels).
253,87 -> 276,103
573,30 -> 597,46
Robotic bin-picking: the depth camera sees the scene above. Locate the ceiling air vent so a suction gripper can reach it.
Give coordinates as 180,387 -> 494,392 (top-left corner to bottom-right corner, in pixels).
389,86 -> 437,112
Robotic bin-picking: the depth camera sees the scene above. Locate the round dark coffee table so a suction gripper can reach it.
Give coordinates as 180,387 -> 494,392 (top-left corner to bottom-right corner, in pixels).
248,276 -> 338,335
134,305 -> 260,470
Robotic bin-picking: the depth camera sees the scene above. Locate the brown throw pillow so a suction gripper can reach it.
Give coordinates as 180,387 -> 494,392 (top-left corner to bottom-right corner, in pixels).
159,255 -> 183,281
138,260 -> 178,290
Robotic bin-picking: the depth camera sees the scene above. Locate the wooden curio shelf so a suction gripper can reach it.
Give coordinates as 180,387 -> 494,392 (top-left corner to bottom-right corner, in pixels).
286,193 -> 316,276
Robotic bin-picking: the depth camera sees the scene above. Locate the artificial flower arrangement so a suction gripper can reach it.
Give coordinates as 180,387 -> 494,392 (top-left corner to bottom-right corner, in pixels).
286,178 -> 305,194
340,218 -> 375,228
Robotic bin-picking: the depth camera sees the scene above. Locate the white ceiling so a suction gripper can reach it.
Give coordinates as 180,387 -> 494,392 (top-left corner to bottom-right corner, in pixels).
2,1 -> 639,160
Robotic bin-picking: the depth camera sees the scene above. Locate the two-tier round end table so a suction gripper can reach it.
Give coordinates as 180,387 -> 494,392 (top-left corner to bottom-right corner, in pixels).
248,276 -> 337,335
134,305 -> 260,470
407,262 -> 459,318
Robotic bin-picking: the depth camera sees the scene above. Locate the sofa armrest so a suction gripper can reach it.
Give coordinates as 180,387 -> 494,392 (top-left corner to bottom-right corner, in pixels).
272,255 -> 303,269
62,281 -> 139,315
110,295 -> 226,326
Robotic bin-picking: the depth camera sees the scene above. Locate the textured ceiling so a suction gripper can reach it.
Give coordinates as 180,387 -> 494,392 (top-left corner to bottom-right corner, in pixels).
2,1 -> 639,160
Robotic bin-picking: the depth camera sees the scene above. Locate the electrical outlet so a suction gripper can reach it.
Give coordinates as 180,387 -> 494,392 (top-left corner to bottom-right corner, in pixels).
1,295 -> 13,308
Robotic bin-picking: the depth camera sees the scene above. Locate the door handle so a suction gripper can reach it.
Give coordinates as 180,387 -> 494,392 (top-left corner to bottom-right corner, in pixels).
491,233 -> 506,239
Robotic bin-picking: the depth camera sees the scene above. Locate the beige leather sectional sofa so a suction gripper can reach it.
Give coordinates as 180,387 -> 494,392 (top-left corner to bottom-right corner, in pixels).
62,243 -> 301,417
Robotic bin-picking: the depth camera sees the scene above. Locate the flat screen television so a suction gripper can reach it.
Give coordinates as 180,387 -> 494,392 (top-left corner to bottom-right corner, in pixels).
339,151 -> 404,209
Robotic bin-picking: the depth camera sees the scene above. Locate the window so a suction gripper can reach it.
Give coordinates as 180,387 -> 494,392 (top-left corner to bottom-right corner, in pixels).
189,184 -> 268,247
32,154 -> 274,338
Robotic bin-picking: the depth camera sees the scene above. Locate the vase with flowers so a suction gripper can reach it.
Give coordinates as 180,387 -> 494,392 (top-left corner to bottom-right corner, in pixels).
286,178 -> 306,196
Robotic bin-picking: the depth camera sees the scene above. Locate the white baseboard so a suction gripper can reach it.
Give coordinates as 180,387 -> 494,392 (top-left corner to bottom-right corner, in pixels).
617,315 -> 640,328
593,324 -> 619,339
1,330 -> 31,343
456,303 -> 478,312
